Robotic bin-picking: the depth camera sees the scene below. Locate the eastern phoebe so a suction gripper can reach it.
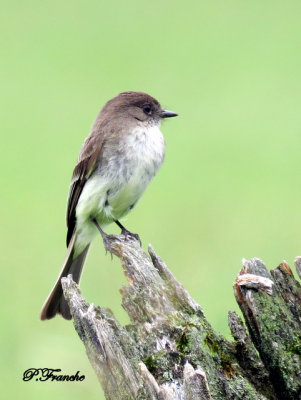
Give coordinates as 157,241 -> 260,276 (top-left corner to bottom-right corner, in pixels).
40,91 -> 177,320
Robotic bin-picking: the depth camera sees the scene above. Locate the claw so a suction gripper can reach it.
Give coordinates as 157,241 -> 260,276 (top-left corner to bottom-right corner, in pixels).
93,217 -> 142,249
121,228 -> 142,246
101,234 -> 116,254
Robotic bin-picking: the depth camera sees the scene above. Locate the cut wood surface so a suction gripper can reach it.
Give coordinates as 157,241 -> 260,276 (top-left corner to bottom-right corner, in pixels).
61,234 -> 301,400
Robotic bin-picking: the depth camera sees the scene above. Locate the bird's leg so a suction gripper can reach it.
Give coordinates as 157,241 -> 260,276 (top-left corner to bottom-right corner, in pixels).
114,220 -> 141,245
92,218 -> 115,253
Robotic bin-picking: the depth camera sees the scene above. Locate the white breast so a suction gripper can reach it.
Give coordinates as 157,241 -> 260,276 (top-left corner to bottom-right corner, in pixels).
128,124 -> 166,174
107,124 -> 166,217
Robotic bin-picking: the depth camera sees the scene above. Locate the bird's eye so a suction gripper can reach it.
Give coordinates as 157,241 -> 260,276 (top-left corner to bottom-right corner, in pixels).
143,104 -> 152,115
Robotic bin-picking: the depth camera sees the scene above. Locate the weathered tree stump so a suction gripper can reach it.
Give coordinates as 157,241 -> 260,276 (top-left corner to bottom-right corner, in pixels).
61,235 -> 301,400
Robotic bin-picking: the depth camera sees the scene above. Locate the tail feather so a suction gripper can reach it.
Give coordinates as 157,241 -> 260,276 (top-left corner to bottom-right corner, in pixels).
40,235 -> 90,320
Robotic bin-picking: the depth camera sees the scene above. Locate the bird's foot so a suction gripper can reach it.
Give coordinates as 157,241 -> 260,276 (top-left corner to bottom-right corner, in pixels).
92,218 -> 116,254
121,228 -> 142,246
101,233 -> 117,254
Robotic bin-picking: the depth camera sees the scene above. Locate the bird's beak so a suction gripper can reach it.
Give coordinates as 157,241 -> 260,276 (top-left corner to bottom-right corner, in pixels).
160,109 -> 178,118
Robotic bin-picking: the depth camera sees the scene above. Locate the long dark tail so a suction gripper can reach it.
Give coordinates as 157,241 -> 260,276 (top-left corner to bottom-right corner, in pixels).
40,235 -> 90,320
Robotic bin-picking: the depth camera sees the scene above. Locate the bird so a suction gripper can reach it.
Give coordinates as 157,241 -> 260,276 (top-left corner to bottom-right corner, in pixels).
40,91 -> 178,320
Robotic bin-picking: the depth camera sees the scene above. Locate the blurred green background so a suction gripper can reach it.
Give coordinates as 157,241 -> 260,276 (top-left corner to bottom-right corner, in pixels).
2,0 -> 301,398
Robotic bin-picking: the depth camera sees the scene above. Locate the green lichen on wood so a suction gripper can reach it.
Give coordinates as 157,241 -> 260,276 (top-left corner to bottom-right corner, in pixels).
289,334 -> 301,356
62,237 -> 301,400
235,259 -> 301,400
143,350 -> 183,384
145,318 -> 269,399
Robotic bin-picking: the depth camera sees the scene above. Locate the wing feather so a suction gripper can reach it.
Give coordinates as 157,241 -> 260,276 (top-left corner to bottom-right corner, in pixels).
66,133 -> 104,246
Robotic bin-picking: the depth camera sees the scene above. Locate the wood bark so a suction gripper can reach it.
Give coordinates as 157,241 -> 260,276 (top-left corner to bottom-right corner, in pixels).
61,234 -> 301,400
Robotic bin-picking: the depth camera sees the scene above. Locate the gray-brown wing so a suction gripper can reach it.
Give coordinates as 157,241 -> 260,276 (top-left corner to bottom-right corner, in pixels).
66,134 -> 104,246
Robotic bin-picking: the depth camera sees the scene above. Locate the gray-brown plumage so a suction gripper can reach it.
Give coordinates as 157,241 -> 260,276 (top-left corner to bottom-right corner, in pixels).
40,91 -> 177,320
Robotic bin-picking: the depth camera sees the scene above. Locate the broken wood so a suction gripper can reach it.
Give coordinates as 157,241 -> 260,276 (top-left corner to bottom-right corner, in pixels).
61,235 -> 301,400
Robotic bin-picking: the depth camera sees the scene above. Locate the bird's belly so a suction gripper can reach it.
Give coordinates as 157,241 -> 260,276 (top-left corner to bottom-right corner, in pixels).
108,169 -> 151,219
76,162 -> 156,226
